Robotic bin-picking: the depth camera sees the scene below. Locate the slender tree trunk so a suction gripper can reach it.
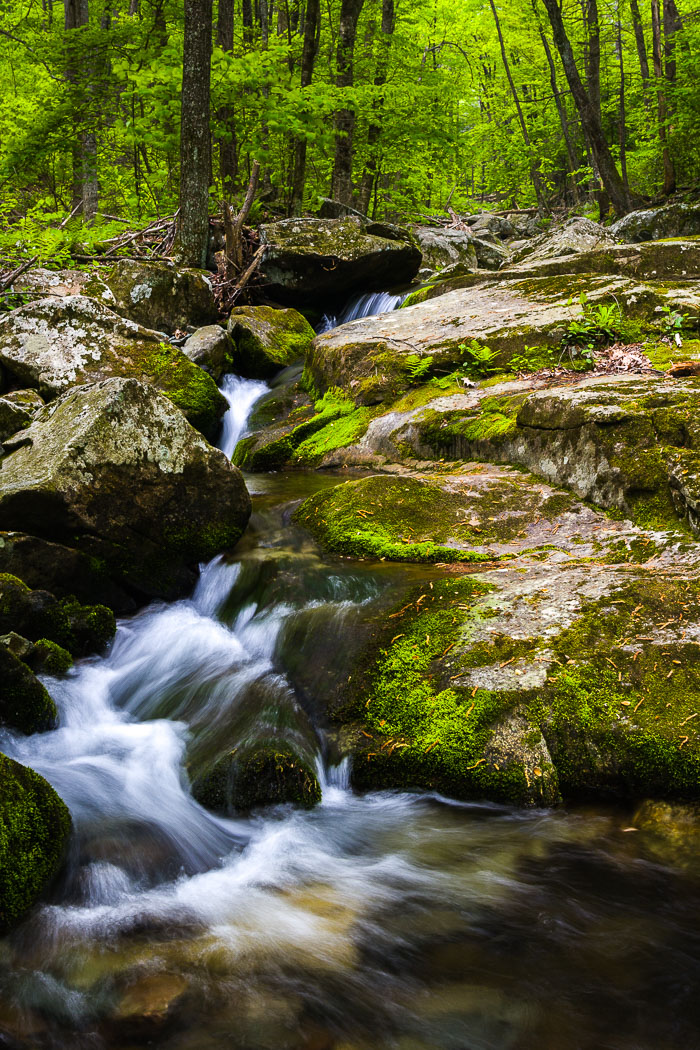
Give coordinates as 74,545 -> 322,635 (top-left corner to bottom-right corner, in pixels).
533,3 -> 579,203
541,0 -> 636,216
331,0 -> 365,205
616,9 -> 628,189
629,0 -> 650,81
358,0 -> 394,215
652,0 -> 675,194
488,0 -> 547,214
64,0 -> 98,219
216,0 -> 237,196
177,0 -> 213,267
290,0 -> 320,214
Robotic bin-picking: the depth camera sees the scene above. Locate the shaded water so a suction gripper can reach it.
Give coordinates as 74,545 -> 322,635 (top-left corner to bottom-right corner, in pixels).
317,290 -> 406,334
1,377 -> 700,1049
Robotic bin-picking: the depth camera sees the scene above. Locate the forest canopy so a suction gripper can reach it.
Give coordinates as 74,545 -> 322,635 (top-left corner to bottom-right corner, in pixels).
0,0 -> 698,257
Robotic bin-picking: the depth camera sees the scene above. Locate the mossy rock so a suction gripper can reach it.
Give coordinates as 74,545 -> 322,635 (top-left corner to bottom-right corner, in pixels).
26,638 -> 73,676
0,646 -> 57,734
192,743 -> 321,813
0,574 -> 115,658
294,474 -> 494,563
105,259 -> 217,332
0,753 -> 71,932
228,305 -> 315,379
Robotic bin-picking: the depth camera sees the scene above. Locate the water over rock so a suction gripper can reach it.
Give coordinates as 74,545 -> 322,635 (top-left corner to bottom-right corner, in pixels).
0,378 -> 252,600
259,217 -> 421,305
0,753 -> 71,932
0,295 -> 227,439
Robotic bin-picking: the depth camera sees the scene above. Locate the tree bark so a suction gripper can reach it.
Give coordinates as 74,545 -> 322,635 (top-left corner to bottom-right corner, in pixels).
357,0 -> 394,215
533,2 -> 579,204
652,0 -> 675,195
488,0 -> 547,215
216,0 -> 237,196
290,0 -> 320,214
629,0 -> 650,82
177,0 -> 213,268
331,0 -> 365,206
64,0 -> 98,219
540,0 -> 636,217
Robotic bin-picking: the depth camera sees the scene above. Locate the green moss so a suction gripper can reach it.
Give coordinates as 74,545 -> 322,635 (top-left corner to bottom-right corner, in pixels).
229,305 -> 315,379
294,475 -> 492,563
27,638 -> 74,676
0,647 -> 57,734
0,753 -> 71,932
0,574 -> 115,658
192,744 -> 321,813
140,342 -> 227,439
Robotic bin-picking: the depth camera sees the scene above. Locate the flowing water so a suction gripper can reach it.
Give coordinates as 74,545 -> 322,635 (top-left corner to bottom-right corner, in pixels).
317,290 -> 407,334
2,309 -> 700,1048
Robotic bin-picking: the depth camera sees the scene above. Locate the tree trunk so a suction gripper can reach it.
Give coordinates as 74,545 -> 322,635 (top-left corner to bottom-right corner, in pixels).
357,0 -> 394,215
488,0 -> 547,215
652,0 -> 675,195
533,4 -> 580,204
331,0 -> 365,206
616,8 -> 628,190
629,0 -> 650,82
290,0 -> 320,214
177,0 -> 213,268
216,0 -> 237,196
64,0 -> 98,219
540,0 -> 636,217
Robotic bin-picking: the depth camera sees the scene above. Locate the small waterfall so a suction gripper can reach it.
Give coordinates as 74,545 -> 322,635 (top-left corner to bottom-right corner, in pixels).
317,290 -> 406,333
218,374 -> 269,459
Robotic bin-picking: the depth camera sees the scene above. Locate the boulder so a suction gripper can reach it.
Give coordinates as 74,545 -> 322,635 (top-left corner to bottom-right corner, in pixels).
192,743 -> 321,813
182,324 -> 232,381
0,378 -> 252,600
9,267 -> 116,308
0,532 -> 134,613
0,573 -> 115,657
469,213 -> 516,239
259,218 -> 421,306
0,753 -> 71,932
0,389 -> 43,442
0,296 -> 227,439
510,216 -> 616,265
227,305 -> 316,378
610,202 -> 700,243
0,646 -> 57,734
472,235 -> 511,270
412,228 -> 478,272
104,259 -> 218,332
502,239 -> 700,284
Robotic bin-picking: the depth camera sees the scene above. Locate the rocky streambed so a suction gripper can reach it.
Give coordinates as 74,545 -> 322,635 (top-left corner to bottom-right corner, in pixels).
2,206 -> 700,1046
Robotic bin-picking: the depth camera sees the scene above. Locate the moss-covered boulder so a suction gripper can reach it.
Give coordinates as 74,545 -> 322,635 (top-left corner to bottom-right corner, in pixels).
0,296 -> 227,439
472,235 -> 511,270
228,305 -> 315,378
182,324 -> 233,381
9,267 -> 116,308
0,390 -> 44,442
0,753 -> 71,932
0,379 -> 251,600
0,574 -> 114,657
0,532 -> 133,613
260,217 -> 421,306
192,743 -> 321,813
0,646 -> 57,734
104,259 -> 217,332
26,638 -> 73,676
510,216 -> 616,266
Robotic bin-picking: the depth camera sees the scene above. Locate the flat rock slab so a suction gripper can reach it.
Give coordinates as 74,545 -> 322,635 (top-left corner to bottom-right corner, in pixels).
306,276 -> 677,405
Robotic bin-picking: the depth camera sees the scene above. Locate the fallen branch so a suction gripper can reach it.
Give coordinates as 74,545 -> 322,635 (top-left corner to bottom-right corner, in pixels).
0,255 -> 38,293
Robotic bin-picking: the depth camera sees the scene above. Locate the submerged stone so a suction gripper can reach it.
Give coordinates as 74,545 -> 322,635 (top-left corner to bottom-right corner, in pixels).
0,753 -> 71,932
0,379 -> 251,600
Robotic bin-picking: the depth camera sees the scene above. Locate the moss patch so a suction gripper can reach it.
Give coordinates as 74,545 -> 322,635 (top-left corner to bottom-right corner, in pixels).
139,341 -> 228,439
0,646 -> 57,734
0,574 -> 115,658
0,753 -> 71,932
228,305 -> 315,379
192,744 -> 322,813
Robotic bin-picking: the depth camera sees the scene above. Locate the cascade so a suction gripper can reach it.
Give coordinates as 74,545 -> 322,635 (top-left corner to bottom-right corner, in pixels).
317,289 -> 406,333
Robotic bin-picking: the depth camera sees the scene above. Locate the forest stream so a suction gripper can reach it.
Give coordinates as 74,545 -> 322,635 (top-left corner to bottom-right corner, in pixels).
1,299 -> 700,1050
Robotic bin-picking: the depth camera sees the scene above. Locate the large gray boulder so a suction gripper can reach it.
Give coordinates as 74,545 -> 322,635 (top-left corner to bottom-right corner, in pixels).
610,202 -> 700,243
182,325 -> 233,382
259,218 -> 421,305
104,259 -> 218,332
0,296 -> 227,439
0,378 -> 251,599
510,216 -> 616,265
412,227 -> 478,272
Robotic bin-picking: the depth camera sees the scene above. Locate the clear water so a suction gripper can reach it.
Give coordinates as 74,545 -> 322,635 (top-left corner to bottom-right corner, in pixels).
1,379 -> 700,1050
